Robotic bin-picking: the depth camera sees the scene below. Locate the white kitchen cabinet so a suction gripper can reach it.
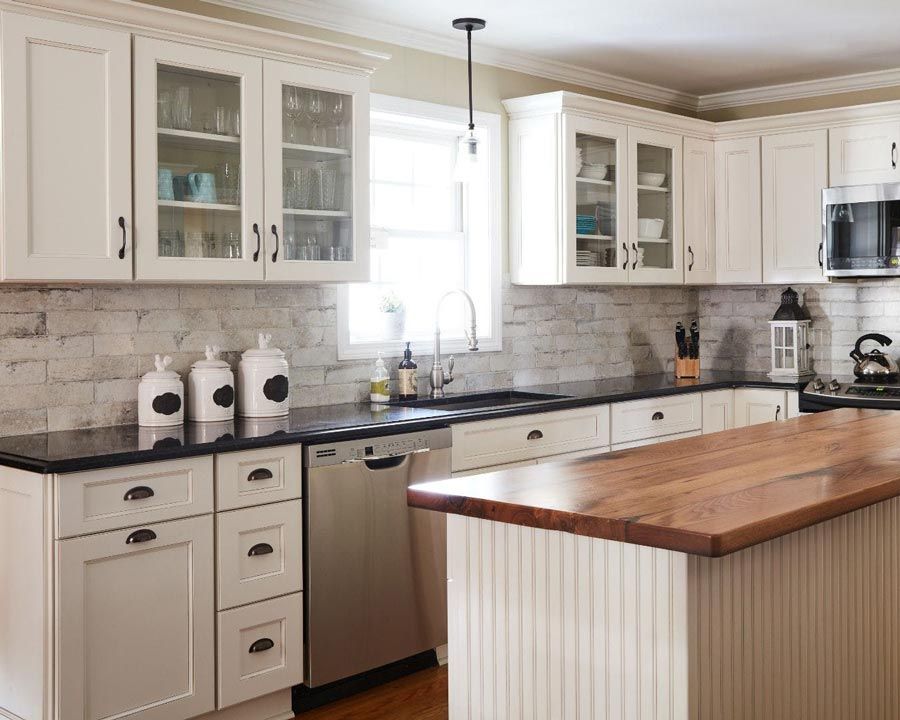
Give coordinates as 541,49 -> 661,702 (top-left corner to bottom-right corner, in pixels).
57,515 -> 215,720
829,120 -> 900,186
683,137 -> 716,284
733,388 -> 789,427
263,60 -> 370,282
0,12 -> 133,281
611,429 -> 701,451
627,126 -> 684,284
762,130 -> 828,284
134,37 -> 265,282
610,393 -> 702,445
451,459 -> 538,478
715,137 -> 762,283
701,389 -> 734,434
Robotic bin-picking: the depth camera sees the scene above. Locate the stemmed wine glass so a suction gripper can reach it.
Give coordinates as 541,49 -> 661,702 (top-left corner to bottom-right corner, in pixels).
328,95 -> 346,148
284,86 -> 302,143
305,90 -> 324,146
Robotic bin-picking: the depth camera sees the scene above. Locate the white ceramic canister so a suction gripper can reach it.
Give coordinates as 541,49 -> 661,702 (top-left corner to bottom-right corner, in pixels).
188,345 -> 235,422
238,333 -> 290,418
138,354 -> 184,427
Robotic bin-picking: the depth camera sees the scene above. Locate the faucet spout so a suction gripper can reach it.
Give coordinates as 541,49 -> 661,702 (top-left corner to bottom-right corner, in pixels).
430,289 -> 479,398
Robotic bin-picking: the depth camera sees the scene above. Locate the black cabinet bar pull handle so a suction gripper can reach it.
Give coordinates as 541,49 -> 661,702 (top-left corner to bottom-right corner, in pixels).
271,224 -> 279,263
527,429 -> 543,440
252,223 -> 261,262
247,468 -> 274,482
632,243 -> 638,270
248,543 -> 274,557
249,638 -> 275,654
123,486 -> 154,501
652,411 -> 664,421
818,241 -> 824,268
622,242 -> 628,270
688,245 -> 694,271
893,142 -> 897,170
118,216 -> 126,259
775,404 -> 782,421
126,529 -> 157,545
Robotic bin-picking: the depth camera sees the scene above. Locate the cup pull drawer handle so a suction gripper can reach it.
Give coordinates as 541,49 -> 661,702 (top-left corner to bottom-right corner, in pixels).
249,638 -> 275,654
527,429 -> 543,440
123,486 -> 155,501
126,529 -> 157,545
652,411 -> 664,421
248,543 -> 274,557
247,468 -> 274,482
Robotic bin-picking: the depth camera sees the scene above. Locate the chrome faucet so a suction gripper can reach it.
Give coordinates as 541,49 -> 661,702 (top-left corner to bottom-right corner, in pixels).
430,289 -> 478,398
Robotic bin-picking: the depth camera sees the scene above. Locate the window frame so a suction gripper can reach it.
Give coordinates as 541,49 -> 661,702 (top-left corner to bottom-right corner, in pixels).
336,94 -> 502,361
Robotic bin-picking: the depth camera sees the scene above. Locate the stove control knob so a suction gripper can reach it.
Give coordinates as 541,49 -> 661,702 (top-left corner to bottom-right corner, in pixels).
812,378 -> 826,392
828,379 -> 841,393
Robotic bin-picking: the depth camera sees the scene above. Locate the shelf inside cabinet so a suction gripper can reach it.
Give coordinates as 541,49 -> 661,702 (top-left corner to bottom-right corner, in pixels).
637,184 -> 670,193
576,176 -> 614,186
576,234 -> 614,241
637,236 -> 671,244
282,208 -> 351,218
159,199 -> 241,212
157,128 -> 241,151
283,142 -> 351,161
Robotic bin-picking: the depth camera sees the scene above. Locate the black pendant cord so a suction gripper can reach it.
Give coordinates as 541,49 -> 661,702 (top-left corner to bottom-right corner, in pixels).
466,26 -> 474,131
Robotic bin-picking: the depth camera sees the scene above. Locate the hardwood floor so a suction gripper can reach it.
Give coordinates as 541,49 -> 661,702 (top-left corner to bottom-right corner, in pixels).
296,666 -> 448,719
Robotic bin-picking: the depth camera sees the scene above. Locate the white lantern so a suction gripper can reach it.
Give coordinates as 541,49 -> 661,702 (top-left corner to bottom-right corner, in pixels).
768,287 -> 813,378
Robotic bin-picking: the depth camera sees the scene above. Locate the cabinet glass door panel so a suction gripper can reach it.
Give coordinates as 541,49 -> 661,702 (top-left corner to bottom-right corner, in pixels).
634,142 -> 674,271
575,133 -> 618,269
134,38 -> 263,281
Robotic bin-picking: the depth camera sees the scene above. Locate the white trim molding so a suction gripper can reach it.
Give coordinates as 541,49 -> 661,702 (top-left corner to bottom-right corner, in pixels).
205,0 -> 900,115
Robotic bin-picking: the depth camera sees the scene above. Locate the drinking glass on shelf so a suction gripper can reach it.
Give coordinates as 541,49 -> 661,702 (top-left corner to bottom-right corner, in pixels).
216,161 -> 240,206
215,106 -> 228,135
201,232 -> 217,258
221,232 -> 241,259
328,95 -> 346,147
185,231 -> 203,257
315,162 -> 339,211
228,108 -> 241,137
158,229 -> 180,257
283,232 -> 298,260
284,86 -> 302,143
300,233 -> 320,261
305,90 -> 324,146
173,86 -> 192,130
157,90 -> 174,129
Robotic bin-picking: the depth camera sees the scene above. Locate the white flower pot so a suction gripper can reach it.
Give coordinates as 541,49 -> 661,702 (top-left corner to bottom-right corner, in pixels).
379,310 -> 406,340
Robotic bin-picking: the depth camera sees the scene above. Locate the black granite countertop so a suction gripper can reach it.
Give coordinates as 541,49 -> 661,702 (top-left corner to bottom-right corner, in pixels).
0,371 -> 805,474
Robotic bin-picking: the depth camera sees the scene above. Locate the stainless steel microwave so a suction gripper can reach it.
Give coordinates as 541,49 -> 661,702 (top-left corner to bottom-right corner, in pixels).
823,183 -> 900,277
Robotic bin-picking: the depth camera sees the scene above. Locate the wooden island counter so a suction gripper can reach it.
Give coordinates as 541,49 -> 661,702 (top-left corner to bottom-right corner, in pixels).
409,408 -> 900,719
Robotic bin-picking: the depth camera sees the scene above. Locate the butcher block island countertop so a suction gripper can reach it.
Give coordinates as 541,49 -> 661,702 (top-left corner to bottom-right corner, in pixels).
409,407 -> 899,557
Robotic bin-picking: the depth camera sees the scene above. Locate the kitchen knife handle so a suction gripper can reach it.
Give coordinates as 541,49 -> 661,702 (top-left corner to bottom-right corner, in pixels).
632,243 -> 638,270
687,245 -> 694,271
252,223 -> 261,262
622,243 -> 628,270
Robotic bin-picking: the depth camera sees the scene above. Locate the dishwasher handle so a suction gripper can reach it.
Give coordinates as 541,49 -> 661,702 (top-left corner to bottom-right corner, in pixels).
341,447 -> 431,468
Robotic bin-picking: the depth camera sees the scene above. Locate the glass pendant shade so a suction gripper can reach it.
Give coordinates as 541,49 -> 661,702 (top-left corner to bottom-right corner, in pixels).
454,130 -> 479,183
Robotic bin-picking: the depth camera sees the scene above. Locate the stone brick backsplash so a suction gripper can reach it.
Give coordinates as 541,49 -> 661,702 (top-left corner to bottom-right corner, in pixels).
0,283 -> 698,437
699,280 -> 900,377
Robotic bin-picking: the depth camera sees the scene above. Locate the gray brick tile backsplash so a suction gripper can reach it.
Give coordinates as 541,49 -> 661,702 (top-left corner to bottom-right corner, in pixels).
0,280 -> 896,436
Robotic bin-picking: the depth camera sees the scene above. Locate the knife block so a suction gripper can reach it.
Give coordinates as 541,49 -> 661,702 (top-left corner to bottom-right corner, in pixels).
675,354 -> 700,379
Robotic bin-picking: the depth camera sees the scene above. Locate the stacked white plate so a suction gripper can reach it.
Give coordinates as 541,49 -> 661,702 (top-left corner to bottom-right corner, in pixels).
576,250 -> 598,267
574,147 -> 584,176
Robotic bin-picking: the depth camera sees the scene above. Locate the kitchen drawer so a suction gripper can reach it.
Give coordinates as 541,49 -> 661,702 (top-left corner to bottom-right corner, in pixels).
450,405 -> 610,472
537,446 -> 610,463
216,500 -> 302,610
612,429 -> 701,451
610,393 -> 702,445
215,445 -> 301,511
451,459 -> 537,478
216,592 -> 303,709
56,456 -> 214,539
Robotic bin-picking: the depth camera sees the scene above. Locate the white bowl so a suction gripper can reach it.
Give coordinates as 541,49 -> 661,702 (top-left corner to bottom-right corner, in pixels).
638,171 -> 666,187
579,163 -> 609,181
637,218 -> 665,239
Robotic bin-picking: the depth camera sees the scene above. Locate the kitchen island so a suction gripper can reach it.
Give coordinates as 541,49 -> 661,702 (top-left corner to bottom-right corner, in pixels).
409,408 -> 900,720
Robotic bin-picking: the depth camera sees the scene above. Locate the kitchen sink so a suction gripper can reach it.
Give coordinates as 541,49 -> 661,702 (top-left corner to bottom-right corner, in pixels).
389,390 -> 571,412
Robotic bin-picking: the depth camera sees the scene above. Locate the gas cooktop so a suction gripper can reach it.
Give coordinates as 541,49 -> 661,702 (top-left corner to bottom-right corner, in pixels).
801,376 -> 900,410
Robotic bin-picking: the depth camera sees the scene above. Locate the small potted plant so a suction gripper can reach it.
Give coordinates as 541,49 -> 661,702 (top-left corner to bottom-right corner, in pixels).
378,290 -> 406,340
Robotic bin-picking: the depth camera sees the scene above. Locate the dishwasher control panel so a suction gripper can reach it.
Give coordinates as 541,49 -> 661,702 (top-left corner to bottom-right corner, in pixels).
304,427 -> 452,468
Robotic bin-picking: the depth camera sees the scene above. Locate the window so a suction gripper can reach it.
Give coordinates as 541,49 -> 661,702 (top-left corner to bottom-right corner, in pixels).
337,95 -> 501,360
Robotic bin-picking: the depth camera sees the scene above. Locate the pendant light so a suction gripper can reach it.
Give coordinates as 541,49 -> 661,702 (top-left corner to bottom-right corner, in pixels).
452,17 -> 486,182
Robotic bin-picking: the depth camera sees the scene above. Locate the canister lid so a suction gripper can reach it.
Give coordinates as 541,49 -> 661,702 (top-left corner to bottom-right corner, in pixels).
141,354 -> 180,381
242,333 -> 285,359
192,345 -> 230,370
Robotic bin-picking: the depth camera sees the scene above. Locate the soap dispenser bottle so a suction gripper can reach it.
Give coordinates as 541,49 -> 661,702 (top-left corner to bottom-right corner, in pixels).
370,352 -> 391,403
397,342 -> 418,400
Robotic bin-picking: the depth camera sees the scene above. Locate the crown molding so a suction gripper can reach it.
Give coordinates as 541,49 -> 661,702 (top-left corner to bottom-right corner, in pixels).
698,67 -> 900,111
203,0 -> 698,111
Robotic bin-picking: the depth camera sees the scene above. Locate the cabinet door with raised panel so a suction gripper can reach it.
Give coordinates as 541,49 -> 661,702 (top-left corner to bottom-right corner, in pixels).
0,12 -> 133,281
762,129 -> 828,284
715,137 -> 762,284
683,137 -> 716,284
57,516 -> 214,720
263,60 -> 369,282
701,389 -> 734,434
733,388 -> 787,427
627,126 -> 683,284
829,121 -> 900,187
134,37 -> 265,282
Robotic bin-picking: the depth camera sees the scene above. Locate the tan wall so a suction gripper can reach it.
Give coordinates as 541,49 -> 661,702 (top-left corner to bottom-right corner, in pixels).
701,87 -> 900,123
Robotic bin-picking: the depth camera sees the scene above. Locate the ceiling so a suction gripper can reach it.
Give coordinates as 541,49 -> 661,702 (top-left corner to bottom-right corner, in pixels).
210,0 -> 900,108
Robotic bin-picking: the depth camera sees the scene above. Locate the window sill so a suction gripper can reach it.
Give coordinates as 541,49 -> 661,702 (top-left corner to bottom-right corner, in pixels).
337,336 -> 502,362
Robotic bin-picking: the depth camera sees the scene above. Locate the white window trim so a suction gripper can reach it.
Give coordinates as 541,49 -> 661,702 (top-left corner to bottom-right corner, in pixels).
337,93 -> 502,361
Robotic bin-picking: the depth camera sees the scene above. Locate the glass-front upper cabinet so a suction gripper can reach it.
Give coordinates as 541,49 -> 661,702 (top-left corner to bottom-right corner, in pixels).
263,61 -> 369,283
134,37 -> 264,281
627,126 -> 683,284
564,115 -> 628,283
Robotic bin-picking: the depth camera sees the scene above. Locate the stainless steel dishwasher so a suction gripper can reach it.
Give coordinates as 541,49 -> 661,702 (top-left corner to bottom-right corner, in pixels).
303,427 -> 451,688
